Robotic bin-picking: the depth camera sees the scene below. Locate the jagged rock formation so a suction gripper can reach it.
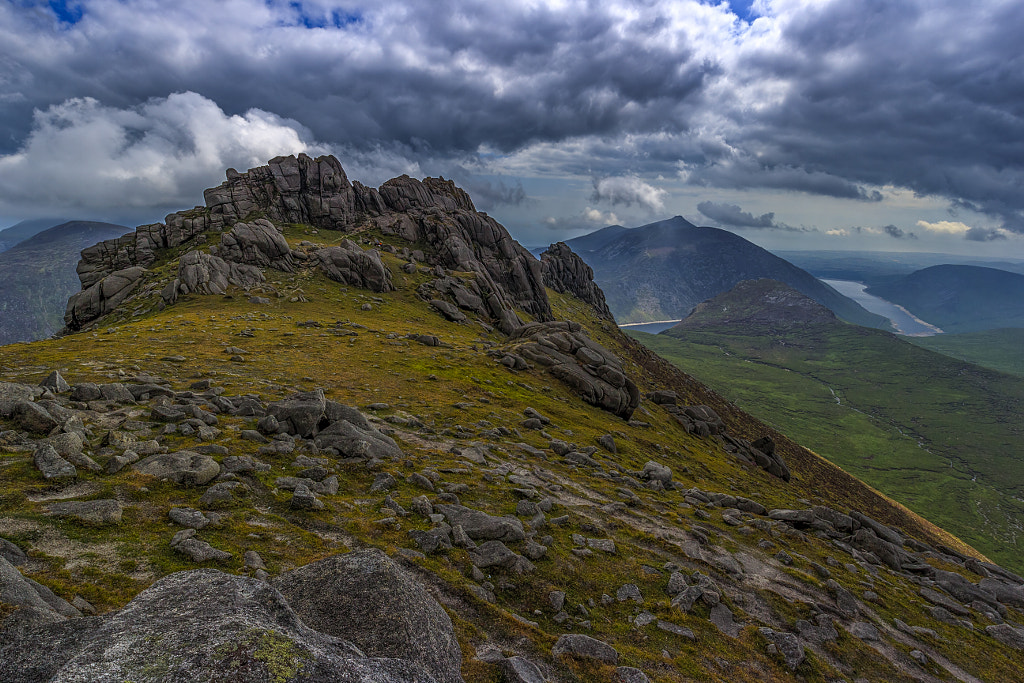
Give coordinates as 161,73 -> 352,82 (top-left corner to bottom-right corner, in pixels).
64,154 -> 550,333
1,554 -> 459,682
501,321 -> 640,419
541,241 -> 614,320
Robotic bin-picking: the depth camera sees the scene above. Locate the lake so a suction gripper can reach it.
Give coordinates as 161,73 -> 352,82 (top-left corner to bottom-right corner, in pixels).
821,279 -> 943,336
618,320 -> 683,334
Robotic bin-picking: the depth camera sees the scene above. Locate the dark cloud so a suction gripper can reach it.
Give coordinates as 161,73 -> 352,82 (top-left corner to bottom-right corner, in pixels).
965,227 -> 1007,242
697,201 -> 775,228
883,224 -> 917,239
458,177 -> 527,210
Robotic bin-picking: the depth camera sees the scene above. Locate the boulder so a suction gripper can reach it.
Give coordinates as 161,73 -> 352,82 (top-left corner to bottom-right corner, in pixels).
46,499 -> 122,525
0,556 -> 80,632
0,382 -> 36,416
267,389 -> 327,438
39,371 -> 70,393
759,628 -> 805,670
13,400 -> 58,435
0,568 -> 439,682
273,549 -> 464,683
217,219 -> 295,272
552,634 -> 618,664
540,242 -> 614,320
316,240 -> 394,292
434,504 -> 525,543
33,445 -> 77,480
64,266 -> 147,331
133,451 -> 220,486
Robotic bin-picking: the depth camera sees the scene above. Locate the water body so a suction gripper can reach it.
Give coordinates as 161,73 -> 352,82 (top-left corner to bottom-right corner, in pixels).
619,320 -> 683,334
821,279 -> 943,337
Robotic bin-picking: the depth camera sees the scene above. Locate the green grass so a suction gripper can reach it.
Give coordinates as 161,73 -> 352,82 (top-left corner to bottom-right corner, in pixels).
909,327 -> 1024,378
628,323 -> 1024,573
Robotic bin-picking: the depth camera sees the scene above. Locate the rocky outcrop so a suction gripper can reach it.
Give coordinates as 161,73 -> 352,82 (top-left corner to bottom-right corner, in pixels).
65,154 -> 552,333
541,242 -> 614,320
163,250 -> 265,304
502,321 -> 640,419
0,567 -> 444,682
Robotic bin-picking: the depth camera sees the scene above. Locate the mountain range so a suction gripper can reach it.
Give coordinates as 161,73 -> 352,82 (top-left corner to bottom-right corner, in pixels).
0,220 -> 129,345
1,156 -> 1023,681
0,218 -> 69,253
560,217 -> 890,329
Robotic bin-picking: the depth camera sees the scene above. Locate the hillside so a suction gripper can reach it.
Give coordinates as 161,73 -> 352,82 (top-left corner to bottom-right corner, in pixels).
563,218 -> 890,329
629,280 -> 1024,576
2,156 -> 1024,682
0,221 -> 130,345
0,218 -> 68,253
867,264 -> 1024,333
910,328 -> 1024,378
776,250 -> 1024,282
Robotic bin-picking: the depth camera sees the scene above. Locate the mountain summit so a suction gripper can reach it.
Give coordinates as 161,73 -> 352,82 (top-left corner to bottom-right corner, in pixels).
563,217 -> 890,328
1,155 -> 1023,681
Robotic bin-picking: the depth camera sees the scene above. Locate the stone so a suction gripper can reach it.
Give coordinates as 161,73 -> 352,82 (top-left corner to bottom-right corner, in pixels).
39,371 -> 70,393
657,620 -> 696,640
33,444 -> 76,480
552,634 -> 618,664
370,472 -> 398,493
13,400 -> 58,435
174,538 -> 232,563
46,499 -> 122,525
134,451 -> 220,486
587,537 -> 616,554
199,481 -> 245,507
169,507 -> 210,529
0,555 -> 80,631
987,623 -> 1024,650
615,667 -> 651,683
617,584 -> 644,603
759,628 -> 805,670
267,389 -> 326,438
290,484 -> 325,510
0,382 -> 36,416
0,538 -> 28,566
709,603 -> 741,638
470,540 -> 519,569
273,549 -> 463,683
848,622 -> 880,641
597,434 -> 617,453
434,504 -> 526,542
540,242 -> 614,320
316,240 -> 394,292
549,590 -> 566,612
641,460 -> 672,483
501,656 -> 546,683
1,566 -> 440,681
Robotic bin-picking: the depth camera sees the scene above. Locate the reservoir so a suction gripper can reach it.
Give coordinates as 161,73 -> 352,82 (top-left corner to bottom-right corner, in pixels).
820,279 -> 943,336
618,320 -> 683,334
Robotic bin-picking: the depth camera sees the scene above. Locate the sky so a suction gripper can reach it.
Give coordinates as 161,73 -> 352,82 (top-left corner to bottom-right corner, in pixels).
1,0 -> 1023,256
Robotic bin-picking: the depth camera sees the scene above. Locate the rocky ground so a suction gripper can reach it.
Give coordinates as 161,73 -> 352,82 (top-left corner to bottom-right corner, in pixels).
1,154 -> 1023,682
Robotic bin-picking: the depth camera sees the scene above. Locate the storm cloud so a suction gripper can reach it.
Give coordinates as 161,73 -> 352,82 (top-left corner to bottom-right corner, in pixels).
1,0 -> 1023,238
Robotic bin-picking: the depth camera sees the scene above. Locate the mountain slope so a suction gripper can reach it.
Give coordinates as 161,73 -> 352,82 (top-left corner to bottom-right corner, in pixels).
0,217 -> 69,253
1,157 -> 1023,682
0,220 -> 129,345
867,264 -> 1024,333
629,280 -> 1024,574
564,217 -> 890,328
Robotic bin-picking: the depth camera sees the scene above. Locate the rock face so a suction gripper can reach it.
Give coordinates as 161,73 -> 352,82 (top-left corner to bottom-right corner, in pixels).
541,242 -> 614,321
273,549 -> 464,683
64,153 -> 551,334
503,321 -> 640,419
0,567 -> 441,682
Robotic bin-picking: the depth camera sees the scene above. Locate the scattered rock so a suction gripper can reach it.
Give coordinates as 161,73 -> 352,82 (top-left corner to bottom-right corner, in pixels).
759,628 -> 805,670
46,499 -> 122,525
552,633 -> 618,664
134,451 -> 220,486
33,444 -> 76,480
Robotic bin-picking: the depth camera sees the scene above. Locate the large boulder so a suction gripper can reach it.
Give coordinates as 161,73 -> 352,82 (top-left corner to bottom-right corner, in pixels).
267,389 -> 327,438
316,241 -> 394,292
64,265 -> 146,331
133,451 -> 220,486
273,549 -> 464,683
216,219 -> 295,272
434,504 -> 526,543
0,556 -> 80,633
0,568 -> 438,682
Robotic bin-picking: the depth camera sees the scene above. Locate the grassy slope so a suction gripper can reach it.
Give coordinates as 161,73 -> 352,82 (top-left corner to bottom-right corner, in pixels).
0,222 -> 1020,681
629,324 -> 1024,574
909,328 -> 1024,378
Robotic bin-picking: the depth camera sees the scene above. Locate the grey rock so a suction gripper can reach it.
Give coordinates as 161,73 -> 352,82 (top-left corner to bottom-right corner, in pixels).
274,549 -> 463,683
586,537 -> 616,554
0,556 -> 80,632
370,472 -> 398,493
174,538 -> 232,563
134,450 -> 220,486
848,621 -> 880,641
501,656 -> 546,683
549,590 -> 566,612
641,460 -> 672,483
540,242 -> 614,320
551,633 -> 618,664
46,499 -> 122,525
434,504 -> 526,543
987,623 -> 1024,650
199,481 -> 244,507
39,371 -> 70,393
709,603 -> 741,638
316,240 -> 394,292
0,538 -> 27,566
0,382 -> 36,416
290,484 -> 325,510
615,667 -> 651,683
1,567 -> 438,682
268,389 -> 326,438
657,620 -> 696,640
169,507 -> 210,529
33,444 -> 76,480
616,584 -> 643,603
14,400 -> 58,435
759,628 -> 805,670
469,540 -> 519,569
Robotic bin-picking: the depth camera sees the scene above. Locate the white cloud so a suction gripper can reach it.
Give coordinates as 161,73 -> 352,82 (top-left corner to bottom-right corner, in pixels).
591,175 -> 667,213
584,207 -> 620,224
0,92 -> 325,217
825,228 -> 848,237
916,220 -> 971,234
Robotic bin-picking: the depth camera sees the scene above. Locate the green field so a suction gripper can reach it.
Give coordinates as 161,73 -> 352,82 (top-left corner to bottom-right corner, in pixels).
629,323 -> 1024,572
910,327 -> 1024,378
